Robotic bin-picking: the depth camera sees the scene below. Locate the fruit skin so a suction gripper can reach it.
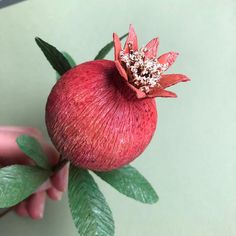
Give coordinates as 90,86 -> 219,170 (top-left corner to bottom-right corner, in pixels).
46,60 -> 157,171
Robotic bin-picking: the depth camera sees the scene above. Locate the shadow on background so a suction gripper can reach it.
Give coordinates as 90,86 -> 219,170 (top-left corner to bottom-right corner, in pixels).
0,0 -> 26,9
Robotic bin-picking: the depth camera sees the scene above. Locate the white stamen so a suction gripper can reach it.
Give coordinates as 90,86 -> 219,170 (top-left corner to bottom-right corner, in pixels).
119,43 -> 168,93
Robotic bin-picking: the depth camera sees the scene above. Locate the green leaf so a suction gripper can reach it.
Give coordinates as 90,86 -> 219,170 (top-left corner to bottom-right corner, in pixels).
62,51 -> 76,67
16,135 -> 50,170
95,165 -> 159,204
69,166 -> 114,236
94,32 -> 128,60
53,52 -> 75,81
0,165 -> 50,208
35,37 -> 72,75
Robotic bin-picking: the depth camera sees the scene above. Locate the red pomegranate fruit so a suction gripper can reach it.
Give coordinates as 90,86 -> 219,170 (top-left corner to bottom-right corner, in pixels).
46,25 -> 189,171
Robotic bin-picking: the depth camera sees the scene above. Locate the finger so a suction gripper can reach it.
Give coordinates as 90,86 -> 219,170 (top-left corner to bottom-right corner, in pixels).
0,126 -> 59,168
0,126 -> 43,139
0,127 -> 43,165
47,187 -> 63,201
26,191 -> 46,220
15,201 -> 29,217
51,162 -> 69,192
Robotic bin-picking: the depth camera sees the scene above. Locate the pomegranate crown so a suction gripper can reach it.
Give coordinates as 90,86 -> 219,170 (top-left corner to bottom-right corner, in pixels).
113,25 -> 190,99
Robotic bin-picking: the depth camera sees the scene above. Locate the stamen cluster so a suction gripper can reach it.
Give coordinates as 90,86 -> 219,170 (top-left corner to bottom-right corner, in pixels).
120,44 -> 168,93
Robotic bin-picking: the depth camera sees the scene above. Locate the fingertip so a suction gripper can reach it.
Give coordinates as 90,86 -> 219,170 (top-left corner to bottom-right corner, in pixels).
27,192 -> 46,220
47,188 -> 63,201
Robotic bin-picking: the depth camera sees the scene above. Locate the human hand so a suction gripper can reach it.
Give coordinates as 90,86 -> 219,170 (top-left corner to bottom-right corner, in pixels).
0,126 -> 69,219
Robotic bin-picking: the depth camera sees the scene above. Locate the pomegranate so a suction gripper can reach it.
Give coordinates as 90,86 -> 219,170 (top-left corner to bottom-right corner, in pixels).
45,25 -> 189,171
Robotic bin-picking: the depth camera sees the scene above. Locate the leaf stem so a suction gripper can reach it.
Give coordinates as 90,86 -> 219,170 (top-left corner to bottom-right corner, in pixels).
51,155 -> 69,174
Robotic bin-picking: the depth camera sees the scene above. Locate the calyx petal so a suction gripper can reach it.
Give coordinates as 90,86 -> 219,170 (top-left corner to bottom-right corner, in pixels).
159,74 -> 190,89
158,52 -> 179,69
147,87 -> 177,98
113,33 -> 122,61
124,24 -> 138,52
127,83 -> 146,99
115,61 -> 146,99
115,60 -> 128,81
144,38 -> 159,58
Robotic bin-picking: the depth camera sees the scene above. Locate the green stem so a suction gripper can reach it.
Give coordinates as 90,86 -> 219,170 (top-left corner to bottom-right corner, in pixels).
51,157 -> 69,174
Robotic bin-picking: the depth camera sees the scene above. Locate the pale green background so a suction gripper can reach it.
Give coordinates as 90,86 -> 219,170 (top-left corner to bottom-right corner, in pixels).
0,0 -> 236,235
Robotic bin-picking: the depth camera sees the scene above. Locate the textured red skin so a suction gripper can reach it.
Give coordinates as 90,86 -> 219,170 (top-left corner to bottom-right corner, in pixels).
46,60 -> 157,171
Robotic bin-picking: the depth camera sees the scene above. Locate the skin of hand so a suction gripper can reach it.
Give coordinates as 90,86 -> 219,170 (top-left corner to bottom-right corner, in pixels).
0,126 -> 69,220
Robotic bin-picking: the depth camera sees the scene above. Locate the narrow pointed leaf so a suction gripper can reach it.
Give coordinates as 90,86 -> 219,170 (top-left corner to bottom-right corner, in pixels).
16,135 -> 50,170
62,52 -> 77,67
35,37 -> 72,75
0,165 -> 50,208
94,33 -> 128,60
95,165 -> 158,204
55,53 -> 76,81
69,166 -> 114,236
